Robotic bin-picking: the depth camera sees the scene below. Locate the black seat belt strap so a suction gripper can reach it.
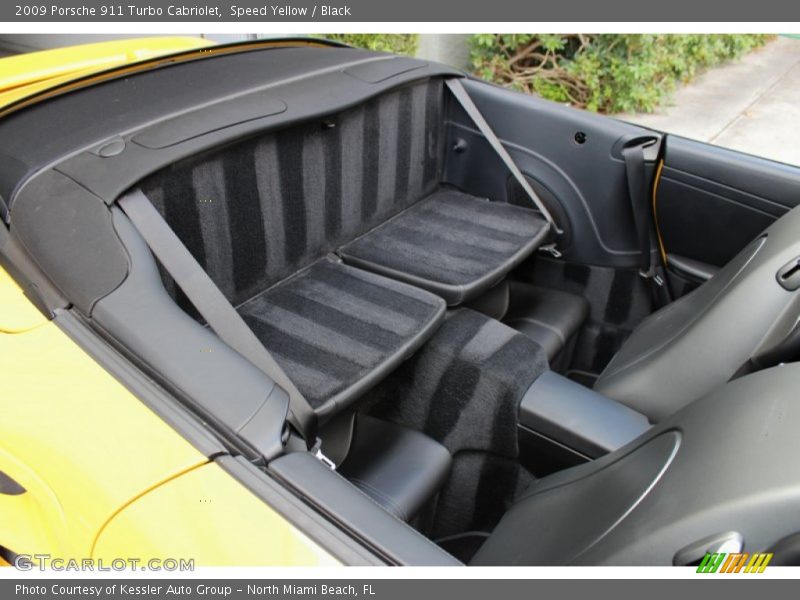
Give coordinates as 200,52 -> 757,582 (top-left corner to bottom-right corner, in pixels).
621,141 -> 671,307
446,77 -> 561,234
118,189 -> 318,445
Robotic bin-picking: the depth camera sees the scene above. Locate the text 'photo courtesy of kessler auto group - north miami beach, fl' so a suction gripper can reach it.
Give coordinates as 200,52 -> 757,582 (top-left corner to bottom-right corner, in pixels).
2,0 -> 800,597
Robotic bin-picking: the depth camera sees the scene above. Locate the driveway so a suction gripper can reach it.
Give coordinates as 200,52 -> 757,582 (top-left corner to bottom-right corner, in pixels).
621,36 -> 800,167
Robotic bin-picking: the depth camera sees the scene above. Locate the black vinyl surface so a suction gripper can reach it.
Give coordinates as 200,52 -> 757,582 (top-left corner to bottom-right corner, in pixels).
658,135 -> 800,269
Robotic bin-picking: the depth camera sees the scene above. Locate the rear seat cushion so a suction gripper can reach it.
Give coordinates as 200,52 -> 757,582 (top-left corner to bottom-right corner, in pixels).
338,415 -> 451,521
338,188 -> 550,305
237,258 -> 446,417
504,282 -> 589,361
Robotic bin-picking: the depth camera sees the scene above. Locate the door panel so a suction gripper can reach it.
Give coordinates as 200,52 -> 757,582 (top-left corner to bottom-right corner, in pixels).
93,461 -> 337,566
657,136 -> 800,278
444,78 -> 661,269
442,81 -> 661,378
0,448 -> 66,559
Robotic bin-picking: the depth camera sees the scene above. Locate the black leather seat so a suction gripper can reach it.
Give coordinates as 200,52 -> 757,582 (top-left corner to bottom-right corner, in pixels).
503,282 -> 589,362
593,207 -> 800,422
338,415 -> 452,521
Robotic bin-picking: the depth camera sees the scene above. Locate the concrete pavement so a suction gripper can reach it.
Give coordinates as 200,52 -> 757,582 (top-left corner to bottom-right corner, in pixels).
622,36 -> 800,166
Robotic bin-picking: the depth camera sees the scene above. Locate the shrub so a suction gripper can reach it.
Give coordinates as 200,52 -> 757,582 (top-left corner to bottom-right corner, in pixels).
470,34 -> 771,113
316,34 -> 418,56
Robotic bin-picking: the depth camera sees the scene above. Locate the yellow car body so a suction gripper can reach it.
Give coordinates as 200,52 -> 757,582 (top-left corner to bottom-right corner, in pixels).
0,38 -> 336,568
0,37 -> 214,108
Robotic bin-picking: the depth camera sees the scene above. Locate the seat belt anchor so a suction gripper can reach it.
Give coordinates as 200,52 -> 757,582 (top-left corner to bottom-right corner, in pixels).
639,267 -> 664,287
311,438 -> 336,470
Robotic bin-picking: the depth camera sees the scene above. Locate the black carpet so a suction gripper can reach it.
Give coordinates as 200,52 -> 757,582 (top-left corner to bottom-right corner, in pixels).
366,308 -> 548,538
339,188 -> 550,304
238,258 -> 445,411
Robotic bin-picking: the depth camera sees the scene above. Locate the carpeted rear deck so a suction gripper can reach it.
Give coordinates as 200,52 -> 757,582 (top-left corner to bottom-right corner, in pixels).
237,258 -> 446,413
141,79 -> 446,308
339,188 -> 550,304
138,77 -> 548,422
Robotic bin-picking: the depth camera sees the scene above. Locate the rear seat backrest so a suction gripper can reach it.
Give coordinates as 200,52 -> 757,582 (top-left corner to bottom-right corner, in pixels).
141,78 -> 446,306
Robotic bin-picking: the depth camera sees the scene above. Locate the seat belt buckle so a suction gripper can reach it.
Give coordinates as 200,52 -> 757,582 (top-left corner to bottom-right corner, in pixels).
310,438 -> 336,470
539,243 -> 562,259
639,267 -> 664,287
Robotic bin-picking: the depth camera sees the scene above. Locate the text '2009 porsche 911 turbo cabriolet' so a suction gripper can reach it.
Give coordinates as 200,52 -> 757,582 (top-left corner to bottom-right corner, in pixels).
2,36 -> 800,567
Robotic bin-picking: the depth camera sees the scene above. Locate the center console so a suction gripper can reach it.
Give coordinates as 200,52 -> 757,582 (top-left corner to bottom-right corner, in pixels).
518,371 -> 651,475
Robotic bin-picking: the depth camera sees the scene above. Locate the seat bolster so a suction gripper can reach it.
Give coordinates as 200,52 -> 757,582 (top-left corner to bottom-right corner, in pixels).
338,416 -> 452,521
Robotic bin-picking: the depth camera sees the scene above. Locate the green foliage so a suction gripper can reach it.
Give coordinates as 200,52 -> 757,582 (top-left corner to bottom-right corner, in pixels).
317,34 -> 418,56
470,34 -> 771,113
